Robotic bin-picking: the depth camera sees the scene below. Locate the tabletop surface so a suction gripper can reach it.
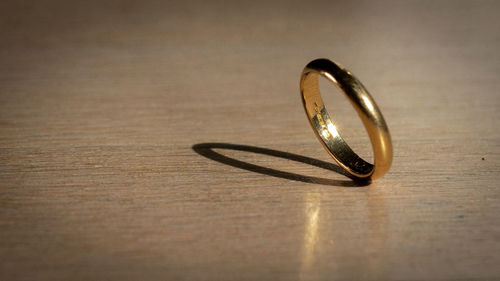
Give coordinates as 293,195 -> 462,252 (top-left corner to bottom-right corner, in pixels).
1,0 -> 499,280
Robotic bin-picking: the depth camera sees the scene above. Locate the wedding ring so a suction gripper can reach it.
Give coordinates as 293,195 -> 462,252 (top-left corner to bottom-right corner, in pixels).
300,58 -> 392,180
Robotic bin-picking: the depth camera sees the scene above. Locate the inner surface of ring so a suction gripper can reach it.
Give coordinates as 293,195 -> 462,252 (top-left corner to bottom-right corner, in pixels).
303,72 -> 374,177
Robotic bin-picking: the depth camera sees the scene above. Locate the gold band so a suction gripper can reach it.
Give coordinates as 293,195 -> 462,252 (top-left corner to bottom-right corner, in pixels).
300,59 -> 392,180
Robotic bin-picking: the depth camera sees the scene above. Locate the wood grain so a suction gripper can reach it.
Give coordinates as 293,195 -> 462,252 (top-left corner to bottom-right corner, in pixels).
1,0 -> 499,280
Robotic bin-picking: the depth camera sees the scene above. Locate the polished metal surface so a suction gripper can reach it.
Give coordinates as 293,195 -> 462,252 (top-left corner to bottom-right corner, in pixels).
300,58 -> 393,180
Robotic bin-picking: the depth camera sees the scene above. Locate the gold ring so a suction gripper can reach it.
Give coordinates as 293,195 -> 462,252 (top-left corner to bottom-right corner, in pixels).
300,58 -> 392,180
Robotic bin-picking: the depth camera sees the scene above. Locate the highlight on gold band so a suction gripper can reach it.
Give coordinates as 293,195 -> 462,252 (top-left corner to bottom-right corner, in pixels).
300,59 -> 392,180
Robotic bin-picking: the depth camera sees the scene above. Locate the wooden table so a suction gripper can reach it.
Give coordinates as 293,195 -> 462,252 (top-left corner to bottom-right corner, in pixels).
1,0 -> 499,280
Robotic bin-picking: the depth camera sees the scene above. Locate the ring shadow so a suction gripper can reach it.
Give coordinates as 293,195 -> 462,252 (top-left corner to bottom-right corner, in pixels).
192,143 -> 370,187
